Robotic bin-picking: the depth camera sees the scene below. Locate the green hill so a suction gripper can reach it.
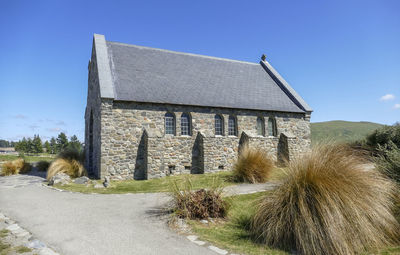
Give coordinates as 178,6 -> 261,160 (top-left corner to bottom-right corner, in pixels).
310,120 -> 384,144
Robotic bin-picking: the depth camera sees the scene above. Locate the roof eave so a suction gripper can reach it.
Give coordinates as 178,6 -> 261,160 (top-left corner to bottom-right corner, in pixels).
260,60 -> 312,113
93,34 -> 115,99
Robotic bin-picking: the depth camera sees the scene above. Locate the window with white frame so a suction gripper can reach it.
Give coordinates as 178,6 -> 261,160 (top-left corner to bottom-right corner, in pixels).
215,114 -> 224,136
181,113 -> 191,136
165,112 -> 175,135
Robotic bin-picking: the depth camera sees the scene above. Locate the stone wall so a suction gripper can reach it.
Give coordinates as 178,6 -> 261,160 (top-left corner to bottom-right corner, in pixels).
92,100 -> 311,180
84,46 -> 102,178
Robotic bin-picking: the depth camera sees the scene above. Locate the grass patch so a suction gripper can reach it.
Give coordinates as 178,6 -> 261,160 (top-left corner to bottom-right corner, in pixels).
55,171 -> 236,194
189,191 -> 400,255
233,146 -> 274,183
15,246 -> 32,253
189,192 -> 287,255
0,154 -> 55,163
0,230 -> 8,238
0,240 -> 11,254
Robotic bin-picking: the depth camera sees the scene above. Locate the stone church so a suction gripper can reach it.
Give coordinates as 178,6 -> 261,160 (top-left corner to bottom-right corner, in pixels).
85,34 -> 312,180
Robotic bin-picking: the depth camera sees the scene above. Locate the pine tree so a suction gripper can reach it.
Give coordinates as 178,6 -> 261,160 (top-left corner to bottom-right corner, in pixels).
32,134 -> 43,154
50,137 -> 57,154
68,135 -> 82,151
56,132 -> 68,152
44,141 -> 51,154
27,138 -> 34,153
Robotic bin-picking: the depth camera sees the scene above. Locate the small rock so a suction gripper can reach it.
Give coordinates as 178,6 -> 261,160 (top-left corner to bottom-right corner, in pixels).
103,176 -> 110,188
93,183 -> 103,189
6,224 -> 21,232
200,219 -> 208,224
5,219 -> 15,224
48,173 -> 71,186
26,239 -> 46,249
186,235 -> 198,242
74,176 -> 90,184
193,240 -> 206,246
208,245 -> 228,255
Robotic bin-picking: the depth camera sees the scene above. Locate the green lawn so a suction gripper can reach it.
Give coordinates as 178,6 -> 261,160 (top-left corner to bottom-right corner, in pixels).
0,154 -> 55,163
55,171 -> 237,194
189,192 -> 400,255
188,192 -> 287,255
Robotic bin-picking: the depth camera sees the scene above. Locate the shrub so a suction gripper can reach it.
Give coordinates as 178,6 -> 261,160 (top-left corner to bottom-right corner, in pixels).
367,124 -> 400,149
47,158 -> 86,181
37,161 -> 50,172
170,178 -> 229,219
16,158 -> 32,174
233,146 -> 274,183
1,158 -> 31,176
375,142 -> 400,183
1,161 -> 18,176
251,144 -> 400,255
47,148 -> 86,180
57,148 -> 84,163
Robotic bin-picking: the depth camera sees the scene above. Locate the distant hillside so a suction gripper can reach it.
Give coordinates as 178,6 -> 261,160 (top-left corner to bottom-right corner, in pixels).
310,120 -> 384,144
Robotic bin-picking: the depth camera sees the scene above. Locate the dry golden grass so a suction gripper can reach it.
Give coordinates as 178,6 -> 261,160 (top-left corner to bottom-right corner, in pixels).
15,158 -> 32,174
47,158 -> 86,180
1,158 -> 31,176
170,178 -> 229,219
251,144 -> 400,255
233,146 -> 274,183
1,161 -> 18,176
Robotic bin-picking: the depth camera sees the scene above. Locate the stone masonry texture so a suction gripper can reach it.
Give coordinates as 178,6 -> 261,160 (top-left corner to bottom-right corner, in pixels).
85,94 -> 311,180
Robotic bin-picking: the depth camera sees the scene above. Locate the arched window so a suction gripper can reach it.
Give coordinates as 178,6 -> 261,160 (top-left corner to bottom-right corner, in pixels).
165,112 -> 175,135
257,117 -> 265,136
268,117 -> 277,137
228,115 -> 237,136
181,113 -> 191,136
215,114 -> 224,136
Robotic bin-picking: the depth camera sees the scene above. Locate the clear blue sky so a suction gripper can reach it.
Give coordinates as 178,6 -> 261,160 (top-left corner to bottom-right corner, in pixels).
1,0 -> 399,142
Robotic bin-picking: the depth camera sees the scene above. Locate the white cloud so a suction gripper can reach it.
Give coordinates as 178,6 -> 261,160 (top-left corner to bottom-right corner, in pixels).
394,103 -> 400,109
380,94 -> 395,101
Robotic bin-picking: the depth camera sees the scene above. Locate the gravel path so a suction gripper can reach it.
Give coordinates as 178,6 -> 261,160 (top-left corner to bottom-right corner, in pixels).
0,174 -> 217,255
0,173 -> 274,255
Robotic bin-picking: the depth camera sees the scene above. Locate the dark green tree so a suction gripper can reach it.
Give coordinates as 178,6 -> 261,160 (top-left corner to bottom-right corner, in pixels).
56,132 -> 69,152
32,134 -> 43,154
49,137 -> 57,154
44,140 -> 51,153
68,135 -> 82,151
0,139 -> 10,147
15,137 -> 28,153
27,138 -> 34,153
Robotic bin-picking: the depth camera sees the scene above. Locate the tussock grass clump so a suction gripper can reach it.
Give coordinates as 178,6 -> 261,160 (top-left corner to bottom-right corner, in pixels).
1,158 -> 31,176
47,148 -> 86,180
47,158 -> 86,180
171,178 -> 229,219
1,161 -> 18,176
251,144 -> 400,255
37,161 -> 50,172
233,146 -> 274,183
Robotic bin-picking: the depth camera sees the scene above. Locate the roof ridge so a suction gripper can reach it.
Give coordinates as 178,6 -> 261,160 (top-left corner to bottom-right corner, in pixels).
106,41 -> 259,66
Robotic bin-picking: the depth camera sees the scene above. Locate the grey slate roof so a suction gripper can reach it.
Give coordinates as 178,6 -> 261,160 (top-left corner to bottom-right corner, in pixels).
99,35 -> 311,113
